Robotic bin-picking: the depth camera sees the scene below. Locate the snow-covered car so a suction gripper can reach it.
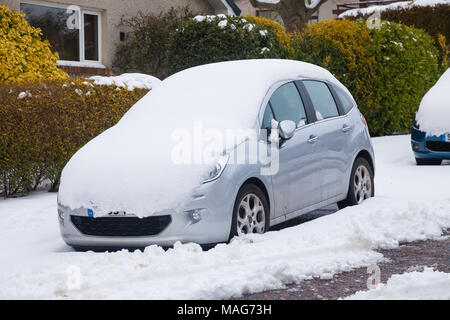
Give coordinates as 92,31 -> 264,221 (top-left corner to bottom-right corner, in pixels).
412,68 -> 450,165
57,60 -> 375,250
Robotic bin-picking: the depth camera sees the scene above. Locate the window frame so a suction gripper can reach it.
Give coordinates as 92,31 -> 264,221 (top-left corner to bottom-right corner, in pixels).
81,10 -> 102,65
21,0 -> 103,68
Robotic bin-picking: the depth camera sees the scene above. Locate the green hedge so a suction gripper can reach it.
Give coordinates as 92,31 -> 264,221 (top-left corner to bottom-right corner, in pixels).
342,3 -> 450,67
291,20 -> 440,136
167,15 -> 286,74
0,80 -> 148,197
113,7 -> 195,79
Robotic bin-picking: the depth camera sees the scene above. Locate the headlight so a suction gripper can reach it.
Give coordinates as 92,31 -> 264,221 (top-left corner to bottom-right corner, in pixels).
57,208 -> 64,225
203,154 -> 229,183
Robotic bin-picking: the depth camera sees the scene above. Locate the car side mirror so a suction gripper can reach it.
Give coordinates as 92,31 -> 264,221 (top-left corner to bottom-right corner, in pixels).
278,120 -> 296,140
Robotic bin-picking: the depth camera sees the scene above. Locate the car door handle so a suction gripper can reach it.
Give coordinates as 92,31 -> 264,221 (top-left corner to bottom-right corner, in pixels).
342,124 -> 352,132
308,135 -> 319,144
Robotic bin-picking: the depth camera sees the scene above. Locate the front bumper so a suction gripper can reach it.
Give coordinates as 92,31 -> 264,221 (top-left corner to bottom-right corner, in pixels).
411,127 -> 450,160
58,177 -> 237,249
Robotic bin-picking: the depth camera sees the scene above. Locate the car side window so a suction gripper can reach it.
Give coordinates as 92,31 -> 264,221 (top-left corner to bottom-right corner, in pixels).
269,82 -> 307,128
335,87 -> 355,114
262,104 -> 274,130
303,81 -> 339,120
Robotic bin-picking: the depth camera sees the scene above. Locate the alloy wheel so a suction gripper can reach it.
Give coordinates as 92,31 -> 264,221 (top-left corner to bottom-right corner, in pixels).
236,193 -> 266,235
354,165 -> 372,204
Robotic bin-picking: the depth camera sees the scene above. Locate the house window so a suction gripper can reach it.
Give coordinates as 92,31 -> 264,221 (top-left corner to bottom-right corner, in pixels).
21,2 -> 102,66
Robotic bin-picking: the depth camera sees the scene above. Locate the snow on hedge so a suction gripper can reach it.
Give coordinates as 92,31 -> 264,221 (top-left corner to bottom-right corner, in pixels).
346,268 -> 450,299
339,0 -> 449,18
89,73 -> 161,91
415,68 -> 450,136
59,60 -> 348,217
193,14 -> 227,23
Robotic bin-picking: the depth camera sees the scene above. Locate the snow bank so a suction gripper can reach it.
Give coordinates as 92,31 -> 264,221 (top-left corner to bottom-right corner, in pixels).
89,73 -> 161,91
59,60 -> 348,217
1,193 -> 449,299
339,0 -> 449,18
346,268 -> 450,299
1,135 -> 449,299
415,69 -> 450,136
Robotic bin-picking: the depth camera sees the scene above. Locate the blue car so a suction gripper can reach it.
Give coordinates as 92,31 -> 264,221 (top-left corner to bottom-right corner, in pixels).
411,116 -> 450,165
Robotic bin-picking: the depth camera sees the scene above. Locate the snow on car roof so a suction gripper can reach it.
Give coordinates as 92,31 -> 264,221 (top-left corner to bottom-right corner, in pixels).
120,59 -> 349,129
415,68 -> 450,136
58,60 -> 347,217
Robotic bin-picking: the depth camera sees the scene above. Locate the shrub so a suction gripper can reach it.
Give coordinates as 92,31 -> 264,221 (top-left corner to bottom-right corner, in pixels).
0,5 -> 67,83
342,3 -> 450,68
113,6 -> 195,79
167,14 -> 285,74
243,14 -> 292,55
291,20 -> 440,136
0,80 -> 148,196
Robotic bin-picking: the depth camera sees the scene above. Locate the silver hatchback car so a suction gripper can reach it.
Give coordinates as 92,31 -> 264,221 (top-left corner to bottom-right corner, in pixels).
58,61 -> 375,250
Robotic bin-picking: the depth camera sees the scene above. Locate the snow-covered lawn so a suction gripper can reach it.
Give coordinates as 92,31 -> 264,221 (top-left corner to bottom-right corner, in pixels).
0,135 -> 449,299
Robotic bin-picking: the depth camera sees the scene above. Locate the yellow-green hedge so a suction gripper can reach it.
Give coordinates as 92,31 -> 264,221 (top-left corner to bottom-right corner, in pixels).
0,79 -> 149,196
0,5 -> 67,83
291,20 -> 440,136
342,3 -> 450,67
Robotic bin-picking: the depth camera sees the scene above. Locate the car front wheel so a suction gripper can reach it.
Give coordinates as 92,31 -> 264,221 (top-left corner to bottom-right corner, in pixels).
229,184 -> 270,239
338,157 -> 374,209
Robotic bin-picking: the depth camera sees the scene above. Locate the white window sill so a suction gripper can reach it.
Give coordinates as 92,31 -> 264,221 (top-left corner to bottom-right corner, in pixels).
58,60 -> 106,69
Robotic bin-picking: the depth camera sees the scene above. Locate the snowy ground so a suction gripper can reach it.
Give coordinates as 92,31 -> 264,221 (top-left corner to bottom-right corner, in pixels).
0,135 -> 449,299
346,267 -> 450,300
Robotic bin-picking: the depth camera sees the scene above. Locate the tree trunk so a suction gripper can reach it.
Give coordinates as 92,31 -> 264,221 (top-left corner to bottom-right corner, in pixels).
249,0 -> 328,32
278,0 -> 310,32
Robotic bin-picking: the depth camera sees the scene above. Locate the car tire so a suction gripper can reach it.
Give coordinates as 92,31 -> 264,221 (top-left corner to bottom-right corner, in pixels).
229,183 -> 270,240
337,157 -> 375,210
415,158 -> 442,166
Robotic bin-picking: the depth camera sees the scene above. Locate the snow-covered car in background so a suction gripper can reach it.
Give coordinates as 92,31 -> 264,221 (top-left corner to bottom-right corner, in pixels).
412,68 -> 450,165
57,60 -> 375,250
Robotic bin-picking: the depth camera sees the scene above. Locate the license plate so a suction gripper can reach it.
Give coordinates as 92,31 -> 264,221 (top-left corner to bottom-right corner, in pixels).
108,211 -> 128,217
446,133 -> 450,142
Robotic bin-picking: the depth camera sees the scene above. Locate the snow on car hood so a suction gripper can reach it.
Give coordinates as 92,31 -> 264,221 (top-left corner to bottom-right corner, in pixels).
58,59 -> 347,217
415,68 -> 450,136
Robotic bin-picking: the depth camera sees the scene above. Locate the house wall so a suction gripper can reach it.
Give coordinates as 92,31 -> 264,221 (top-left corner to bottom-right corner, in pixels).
1,0 -> 214,72
236,0 -> 346,22
234,0 -> 255,15
317,0 -> 347,21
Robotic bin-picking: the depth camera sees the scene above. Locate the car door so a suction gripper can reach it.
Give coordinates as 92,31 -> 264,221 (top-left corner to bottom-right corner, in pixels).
262,82 -> 321,217
300,80 -> 350,202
